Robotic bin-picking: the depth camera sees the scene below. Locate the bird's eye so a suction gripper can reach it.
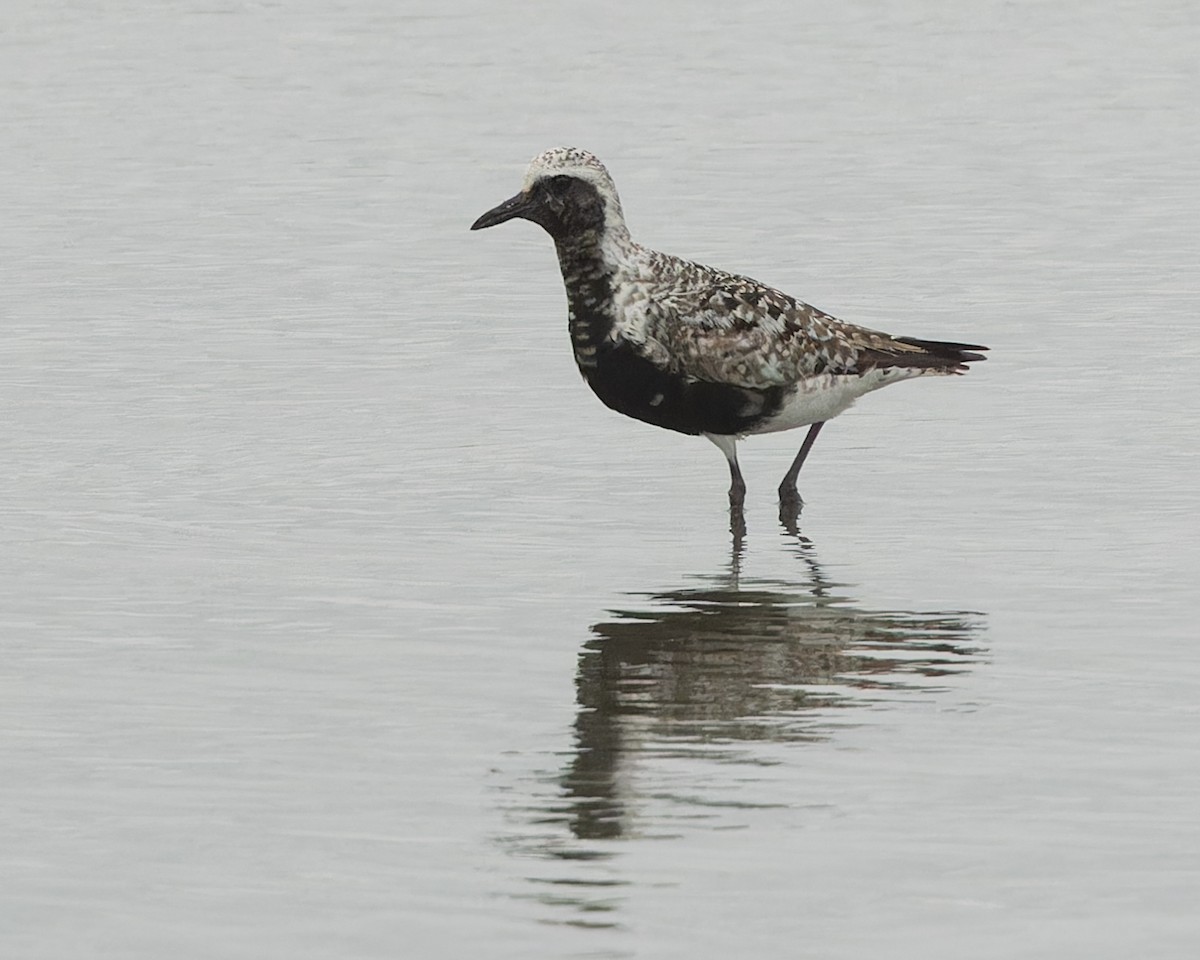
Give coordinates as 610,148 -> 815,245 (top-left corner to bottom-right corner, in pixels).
549,175 -> 574,190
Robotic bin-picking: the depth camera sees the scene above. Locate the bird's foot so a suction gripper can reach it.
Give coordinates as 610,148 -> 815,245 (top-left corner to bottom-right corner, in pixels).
729,503 -> 746,562
778,487 -> 804,534
727,485 -> 747,567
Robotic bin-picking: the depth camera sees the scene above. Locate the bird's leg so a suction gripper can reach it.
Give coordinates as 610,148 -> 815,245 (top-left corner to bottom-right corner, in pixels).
778,421 -> 825,512
728,458 -> 747,565
727,455 -> 746,509
705,433 -> 746,514
729,495 -> 746,579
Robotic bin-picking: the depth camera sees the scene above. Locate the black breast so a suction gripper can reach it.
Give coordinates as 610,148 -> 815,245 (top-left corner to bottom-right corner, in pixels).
555,234 -> 784,437
582,340 -> 784,436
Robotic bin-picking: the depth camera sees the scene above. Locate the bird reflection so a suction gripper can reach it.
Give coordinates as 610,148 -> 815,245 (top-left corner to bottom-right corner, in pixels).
500,523 -> 986,928
558,525 -> 984,842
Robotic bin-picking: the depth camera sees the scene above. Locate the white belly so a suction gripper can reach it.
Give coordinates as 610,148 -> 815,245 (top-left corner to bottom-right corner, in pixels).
750,369 -> 922,436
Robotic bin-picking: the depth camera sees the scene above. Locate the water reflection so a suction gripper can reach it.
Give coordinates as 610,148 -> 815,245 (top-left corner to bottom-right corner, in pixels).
503,527 -> 985,925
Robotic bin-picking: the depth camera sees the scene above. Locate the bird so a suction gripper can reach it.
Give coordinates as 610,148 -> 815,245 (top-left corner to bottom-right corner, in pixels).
471,147 -> 986,514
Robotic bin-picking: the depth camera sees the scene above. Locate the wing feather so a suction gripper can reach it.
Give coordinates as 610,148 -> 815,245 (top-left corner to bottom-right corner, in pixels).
637,258 -> 924,390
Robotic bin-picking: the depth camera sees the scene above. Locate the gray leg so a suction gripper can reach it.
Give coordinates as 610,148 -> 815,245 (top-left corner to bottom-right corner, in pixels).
778,421 -> 825,507
705,433 -> 745,509
727,458 -> 746,504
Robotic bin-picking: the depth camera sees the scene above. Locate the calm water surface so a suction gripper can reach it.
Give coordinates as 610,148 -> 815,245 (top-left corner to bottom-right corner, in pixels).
3,1 -> 1199,958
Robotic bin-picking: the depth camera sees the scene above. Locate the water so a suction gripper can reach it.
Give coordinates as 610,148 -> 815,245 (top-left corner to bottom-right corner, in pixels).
3,1 -> 1199,957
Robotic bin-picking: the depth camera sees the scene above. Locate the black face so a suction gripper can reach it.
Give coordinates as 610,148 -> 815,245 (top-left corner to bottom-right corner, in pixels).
470,174 -> 607,241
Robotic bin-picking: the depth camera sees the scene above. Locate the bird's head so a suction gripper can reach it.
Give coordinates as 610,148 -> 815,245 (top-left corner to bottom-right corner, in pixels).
471,147 -> 627,242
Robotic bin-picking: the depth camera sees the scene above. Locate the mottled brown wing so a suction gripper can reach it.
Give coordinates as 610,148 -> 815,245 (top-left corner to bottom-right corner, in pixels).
643,266 -> 924,390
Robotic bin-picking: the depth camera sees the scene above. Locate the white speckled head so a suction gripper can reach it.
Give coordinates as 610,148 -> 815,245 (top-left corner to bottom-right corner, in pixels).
522,147 -> 627,229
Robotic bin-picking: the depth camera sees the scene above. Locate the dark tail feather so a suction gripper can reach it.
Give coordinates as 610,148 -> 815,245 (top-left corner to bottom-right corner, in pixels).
895,336 -> 989,366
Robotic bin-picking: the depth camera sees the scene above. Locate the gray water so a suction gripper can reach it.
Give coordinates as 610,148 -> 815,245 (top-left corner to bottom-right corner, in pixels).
3,1 -> 1199,957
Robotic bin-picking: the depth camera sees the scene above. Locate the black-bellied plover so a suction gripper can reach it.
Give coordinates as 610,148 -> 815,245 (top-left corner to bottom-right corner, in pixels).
471,147 -> 987,513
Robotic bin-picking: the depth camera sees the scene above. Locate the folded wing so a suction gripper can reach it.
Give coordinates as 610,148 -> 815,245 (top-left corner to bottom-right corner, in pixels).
641,261 -> 986,390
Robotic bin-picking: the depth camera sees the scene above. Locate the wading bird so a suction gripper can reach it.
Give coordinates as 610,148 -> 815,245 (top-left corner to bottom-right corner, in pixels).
472,147 -> 986,515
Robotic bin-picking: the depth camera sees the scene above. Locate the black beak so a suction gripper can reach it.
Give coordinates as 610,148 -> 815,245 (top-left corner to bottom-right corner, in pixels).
470,191 -> 537,231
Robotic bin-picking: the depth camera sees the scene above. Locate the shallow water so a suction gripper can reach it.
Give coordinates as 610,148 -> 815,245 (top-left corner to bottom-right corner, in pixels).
3,1 -> 1199,957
